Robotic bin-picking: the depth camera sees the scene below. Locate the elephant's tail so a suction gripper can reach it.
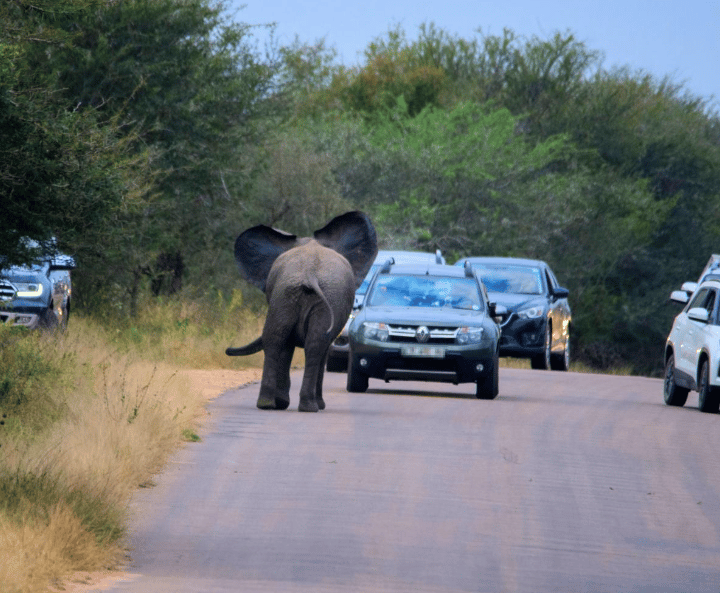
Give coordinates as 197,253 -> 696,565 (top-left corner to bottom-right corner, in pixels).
226,337 -> 263,356
306,275 -> 335,334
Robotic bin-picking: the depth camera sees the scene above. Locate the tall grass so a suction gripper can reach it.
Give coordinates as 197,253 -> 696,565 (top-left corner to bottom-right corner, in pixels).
0,295 -> 267,592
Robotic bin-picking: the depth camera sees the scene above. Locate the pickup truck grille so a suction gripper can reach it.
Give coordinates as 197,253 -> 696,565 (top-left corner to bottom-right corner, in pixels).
0,281 -> 16,302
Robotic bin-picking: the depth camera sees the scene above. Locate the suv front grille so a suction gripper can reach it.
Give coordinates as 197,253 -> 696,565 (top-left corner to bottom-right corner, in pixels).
0,281 -> 15,302
386,324 -> 458,344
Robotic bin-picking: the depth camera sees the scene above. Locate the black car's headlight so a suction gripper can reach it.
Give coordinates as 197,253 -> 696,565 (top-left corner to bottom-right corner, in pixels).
361,321 -> 390,342
456,326 -> 484,344
517,305 -> 544,319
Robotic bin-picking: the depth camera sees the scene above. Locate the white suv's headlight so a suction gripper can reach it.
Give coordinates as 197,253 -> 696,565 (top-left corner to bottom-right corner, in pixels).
517,305 -> 544,319
14,282 -> 44,298
361,322 -> 389,342
456,326 -> 484,344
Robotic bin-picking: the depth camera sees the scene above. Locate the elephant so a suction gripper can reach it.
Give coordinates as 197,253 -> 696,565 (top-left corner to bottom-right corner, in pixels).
226,211 -> 378,412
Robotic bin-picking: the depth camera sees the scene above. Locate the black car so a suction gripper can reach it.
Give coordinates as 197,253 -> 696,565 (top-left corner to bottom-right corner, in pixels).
455,257 -> 571,371
346,260 -> 504,399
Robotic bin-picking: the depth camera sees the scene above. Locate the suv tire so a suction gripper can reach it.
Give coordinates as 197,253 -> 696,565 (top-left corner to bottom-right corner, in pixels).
663,355 -> 689,407
698,359 -> 720,413
476,354 -> 499,399
347,354 -> 368,393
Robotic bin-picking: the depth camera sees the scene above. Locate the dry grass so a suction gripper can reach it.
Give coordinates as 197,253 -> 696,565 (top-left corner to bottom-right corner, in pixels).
0,305 -> 266,593
0,504 -> 110,593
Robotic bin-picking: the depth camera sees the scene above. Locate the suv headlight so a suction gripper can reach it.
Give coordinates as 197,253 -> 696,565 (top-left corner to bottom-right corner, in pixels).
517,305 -> 544,319
14,282 -> 43,298
361,322 -> 389,342
456,326 -> 484,344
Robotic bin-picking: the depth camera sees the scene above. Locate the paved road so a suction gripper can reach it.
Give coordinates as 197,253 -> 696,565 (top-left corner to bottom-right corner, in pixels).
106,368 -> 720,593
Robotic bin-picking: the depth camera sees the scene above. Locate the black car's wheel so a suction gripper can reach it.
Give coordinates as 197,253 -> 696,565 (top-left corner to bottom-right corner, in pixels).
663,355 -> 689,407
531,324 -> 552,370
326,355 -> 347,373
550,334 -> 570,371
347,355 -> 369,393
698,359 -> 720,413
476,354 -> 499,400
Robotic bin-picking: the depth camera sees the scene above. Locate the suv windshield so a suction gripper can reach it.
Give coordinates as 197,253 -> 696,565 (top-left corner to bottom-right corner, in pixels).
368,275 -> 483,310
472,265 -> 543,295
357,264 -> 381,296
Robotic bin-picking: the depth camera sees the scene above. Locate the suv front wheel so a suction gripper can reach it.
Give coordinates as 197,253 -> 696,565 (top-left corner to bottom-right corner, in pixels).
476,354 -> 499,399
347,354 -> 369,393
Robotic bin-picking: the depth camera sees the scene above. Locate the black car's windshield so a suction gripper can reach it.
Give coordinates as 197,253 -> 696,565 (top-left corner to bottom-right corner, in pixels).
472,265 -> 543,295
367,275 -> 483,310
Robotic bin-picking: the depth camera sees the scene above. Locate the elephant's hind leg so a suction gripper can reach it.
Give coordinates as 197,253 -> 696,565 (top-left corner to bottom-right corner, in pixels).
297,340 -> 331,412
257,342 -> 293,410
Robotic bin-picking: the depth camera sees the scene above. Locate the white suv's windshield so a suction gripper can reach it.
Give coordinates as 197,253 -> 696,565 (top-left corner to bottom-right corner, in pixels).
472,265 -> 543,295
368,275 -> 482,310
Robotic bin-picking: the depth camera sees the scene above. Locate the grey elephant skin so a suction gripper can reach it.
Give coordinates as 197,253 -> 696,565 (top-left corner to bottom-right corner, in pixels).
227,211 -> 378,412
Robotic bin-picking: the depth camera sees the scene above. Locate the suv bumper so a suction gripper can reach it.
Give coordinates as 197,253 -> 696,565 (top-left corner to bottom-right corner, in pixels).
350,346 -> 495,385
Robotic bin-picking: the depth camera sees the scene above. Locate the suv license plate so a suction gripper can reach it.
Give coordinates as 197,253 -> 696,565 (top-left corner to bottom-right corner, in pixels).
402,345 -> 445,358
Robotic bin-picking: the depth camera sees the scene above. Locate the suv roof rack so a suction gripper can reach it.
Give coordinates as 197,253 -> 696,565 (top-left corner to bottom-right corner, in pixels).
463,260 -> 475,278
379,258 -> 395,273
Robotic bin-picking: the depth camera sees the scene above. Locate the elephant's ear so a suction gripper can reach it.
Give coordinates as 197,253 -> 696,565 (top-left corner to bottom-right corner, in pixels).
234,225 -> 297,292
314,211 -> 378,289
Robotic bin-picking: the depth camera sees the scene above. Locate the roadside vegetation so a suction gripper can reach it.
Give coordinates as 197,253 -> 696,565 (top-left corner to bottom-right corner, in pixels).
1,0 -> 719,589
0,302 -> 264,593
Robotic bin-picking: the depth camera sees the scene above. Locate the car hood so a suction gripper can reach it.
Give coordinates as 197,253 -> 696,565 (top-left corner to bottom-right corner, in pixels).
359,305 -> 488,326
487,292 -> 546,312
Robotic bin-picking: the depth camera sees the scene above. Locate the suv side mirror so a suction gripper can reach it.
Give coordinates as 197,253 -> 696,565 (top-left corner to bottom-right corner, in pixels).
50,255 -> 76,271
681,281 -> 698,295
669,290 -> 689,304
489,302 -> 507,323
688,307 -> 710,323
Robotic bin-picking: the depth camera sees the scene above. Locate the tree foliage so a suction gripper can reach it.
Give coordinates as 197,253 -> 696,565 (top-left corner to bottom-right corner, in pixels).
0,0 -> 154,266
3,7 -> 719,374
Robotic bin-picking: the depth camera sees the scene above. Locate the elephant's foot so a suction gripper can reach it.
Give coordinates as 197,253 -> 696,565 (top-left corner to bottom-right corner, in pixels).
257,393 -> 290,410
317,395 -> 326,410
298,396 -> 320,413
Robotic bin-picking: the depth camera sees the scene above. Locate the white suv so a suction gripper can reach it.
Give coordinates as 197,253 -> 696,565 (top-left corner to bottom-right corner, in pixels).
664,278 -> 720,413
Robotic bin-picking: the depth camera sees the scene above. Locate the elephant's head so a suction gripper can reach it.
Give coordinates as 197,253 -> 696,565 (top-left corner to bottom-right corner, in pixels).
233,211 -> 378,292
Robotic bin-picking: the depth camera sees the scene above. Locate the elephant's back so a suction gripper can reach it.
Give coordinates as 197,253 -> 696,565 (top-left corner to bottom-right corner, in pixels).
267,242 -> 353,310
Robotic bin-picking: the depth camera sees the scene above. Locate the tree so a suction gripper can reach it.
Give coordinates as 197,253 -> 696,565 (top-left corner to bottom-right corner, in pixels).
6,0 -> 280,313
0,0 -> 154,267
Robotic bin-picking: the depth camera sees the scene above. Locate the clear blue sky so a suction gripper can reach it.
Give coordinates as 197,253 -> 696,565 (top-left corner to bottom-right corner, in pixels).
226,0 -> 718,107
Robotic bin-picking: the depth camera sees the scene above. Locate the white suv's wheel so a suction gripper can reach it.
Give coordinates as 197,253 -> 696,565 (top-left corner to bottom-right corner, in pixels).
698,359 -> 720,413
663,355 -> 689,407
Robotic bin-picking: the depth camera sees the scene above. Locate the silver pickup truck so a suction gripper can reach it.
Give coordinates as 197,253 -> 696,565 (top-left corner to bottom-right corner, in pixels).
0,242 -> 75,330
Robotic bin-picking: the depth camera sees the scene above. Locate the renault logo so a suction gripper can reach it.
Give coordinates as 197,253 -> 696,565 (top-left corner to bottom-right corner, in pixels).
415,326 -> 430,343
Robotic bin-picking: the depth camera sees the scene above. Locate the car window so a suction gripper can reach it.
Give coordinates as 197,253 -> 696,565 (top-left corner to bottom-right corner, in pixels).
688,288 -> 711,311
708,291 -> 718,324
367,275 -> 483,310
357,264 -> 381,295
471,265 -> 543,295
545,270 -> 556,292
